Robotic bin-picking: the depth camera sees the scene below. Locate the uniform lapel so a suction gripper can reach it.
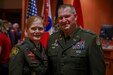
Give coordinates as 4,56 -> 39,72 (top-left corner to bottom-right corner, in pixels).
31,48 -> 43,60
64,35 -> 80,50
57,37 -> 67,49
26,38 -> 44,60
58,27 -> 81,52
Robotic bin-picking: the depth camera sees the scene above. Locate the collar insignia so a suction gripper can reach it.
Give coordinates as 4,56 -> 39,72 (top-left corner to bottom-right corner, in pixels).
51,39 -> 58,48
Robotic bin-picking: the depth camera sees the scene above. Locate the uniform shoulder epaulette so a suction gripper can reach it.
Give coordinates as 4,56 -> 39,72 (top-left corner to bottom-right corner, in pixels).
81,29 -> 96,36
19,44 -> 29,51
50,31 -> 60,37
86,30 -> 96,35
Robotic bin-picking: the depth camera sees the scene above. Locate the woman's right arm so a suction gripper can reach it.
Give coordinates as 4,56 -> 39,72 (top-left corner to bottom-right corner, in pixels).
0,46 -> 1,55
9,47 -> 24,75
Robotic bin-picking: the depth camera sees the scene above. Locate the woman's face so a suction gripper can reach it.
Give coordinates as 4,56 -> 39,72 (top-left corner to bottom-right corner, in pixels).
27,19 -> 44,43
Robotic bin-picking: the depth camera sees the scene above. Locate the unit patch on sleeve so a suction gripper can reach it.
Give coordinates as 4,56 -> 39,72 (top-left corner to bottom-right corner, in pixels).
11,47 -> 19,56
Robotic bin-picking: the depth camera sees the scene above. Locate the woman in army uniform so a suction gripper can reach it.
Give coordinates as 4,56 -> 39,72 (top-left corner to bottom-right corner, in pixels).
9,16 -> 48,75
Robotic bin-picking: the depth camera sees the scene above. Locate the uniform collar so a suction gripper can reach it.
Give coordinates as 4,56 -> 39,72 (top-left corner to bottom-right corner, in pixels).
24,38 -> 41,49
59,26 -> 81,39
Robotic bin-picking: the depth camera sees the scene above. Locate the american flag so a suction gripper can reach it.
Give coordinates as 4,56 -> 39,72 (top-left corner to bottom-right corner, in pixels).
27,0 -> 37,18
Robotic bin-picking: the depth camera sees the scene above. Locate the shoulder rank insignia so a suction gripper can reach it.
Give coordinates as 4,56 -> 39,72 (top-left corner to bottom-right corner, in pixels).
11,47 -> 19,56
96,37 -> 101,46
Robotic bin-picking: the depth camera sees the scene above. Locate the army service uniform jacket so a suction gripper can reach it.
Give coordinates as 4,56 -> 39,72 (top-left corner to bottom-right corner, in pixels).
9,38 -> 48,75
47,27 -> 106,75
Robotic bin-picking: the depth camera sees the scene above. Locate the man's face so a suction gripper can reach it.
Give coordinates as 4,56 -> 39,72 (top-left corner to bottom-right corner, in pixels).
58,7 -> 77,32
27,20 -> 44,42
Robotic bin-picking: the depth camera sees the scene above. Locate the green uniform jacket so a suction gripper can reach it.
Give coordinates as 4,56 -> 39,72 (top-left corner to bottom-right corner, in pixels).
47,27 -> 106,75
9,38 -> 48,75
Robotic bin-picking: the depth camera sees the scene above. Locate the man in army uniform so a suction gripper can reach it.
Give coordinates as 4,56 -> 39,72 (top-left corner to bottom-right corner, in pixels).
47,4 -> 106,75
9,16 -> 48,75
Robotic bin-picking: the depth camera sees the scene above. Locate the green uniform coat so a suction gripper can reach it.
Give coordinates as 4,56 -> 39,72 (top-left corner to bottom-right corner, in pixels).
47,27 -> 106,75
9,38 -> 48,75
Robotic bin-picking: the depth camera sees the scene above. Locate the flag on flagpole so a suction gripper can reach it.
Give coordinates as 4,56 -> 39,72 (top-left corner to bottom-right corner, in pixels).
73,0 -> 84,28
40,32 -> 49,48
25,0 -> 49,48
54,0 -> 64,25
27,0 -> 38,18
40,0 -> 53,48
22,0 -> 38,38
41,0 -> 53,35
